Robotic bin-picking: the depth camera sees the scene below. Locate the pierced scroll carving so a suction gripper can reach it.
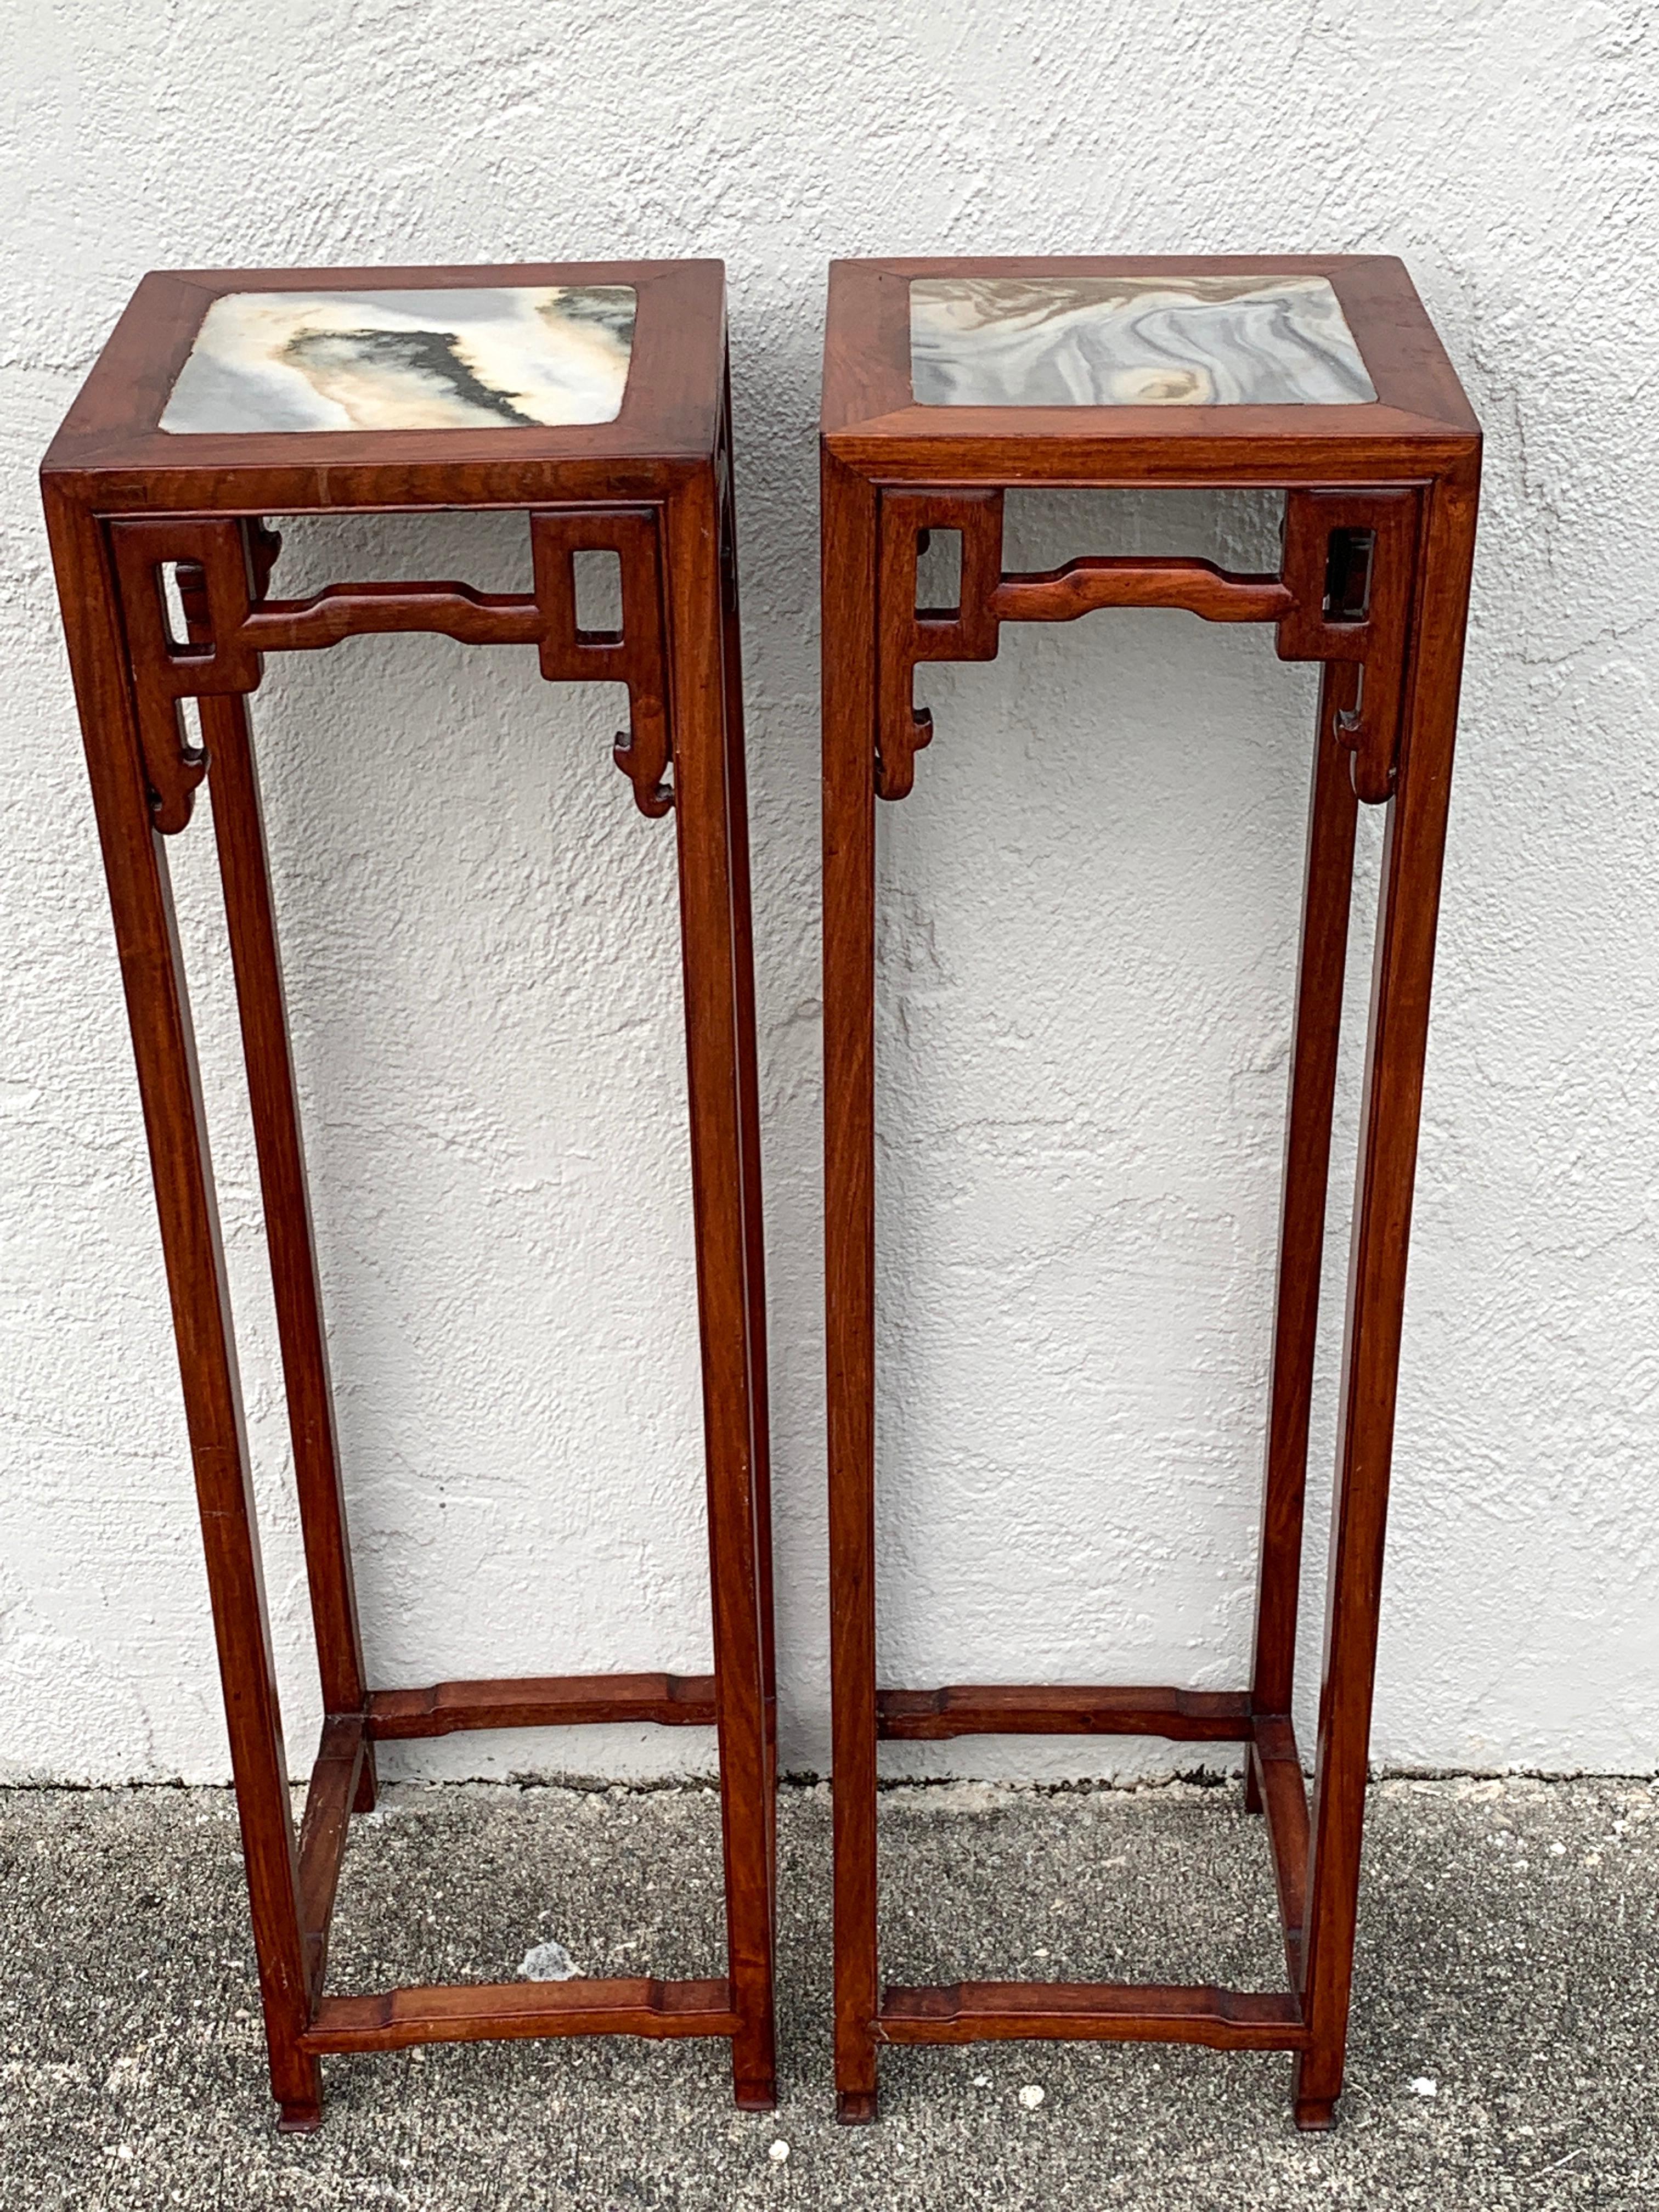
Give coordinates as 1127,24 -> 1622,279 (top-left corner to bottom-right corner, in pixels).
874,484 -> 1422,805
108,507 -> 676,833
876,490 -> 1003,800
1275,489 -> 1420,804
174,523 -> 283,648
531,508 -> 673,819
110,517 -> 266,833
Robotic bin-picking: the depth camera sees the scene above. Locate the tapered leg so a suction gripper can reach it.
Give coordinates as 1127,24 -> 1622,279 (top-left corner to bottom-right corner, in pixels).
664,466 -> 777,2111
1247,663 -> 1362,1815
822,454 -> 882,2123
43,493 -> 321,2127
205,690 -> 377,1814
1294,461 -> 1480,2129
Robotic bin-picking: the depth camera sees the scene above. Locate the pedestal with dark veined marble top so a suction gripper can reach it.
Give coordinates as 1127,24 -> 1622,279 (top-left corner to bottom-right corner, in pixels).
41,257 -> 776,2130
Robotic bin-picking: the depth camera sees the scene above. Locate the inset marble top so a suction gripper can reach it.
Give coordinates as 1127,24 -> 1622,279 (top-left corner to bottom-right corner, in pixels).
909,274 -> 1376,409
160,285 -> 637,434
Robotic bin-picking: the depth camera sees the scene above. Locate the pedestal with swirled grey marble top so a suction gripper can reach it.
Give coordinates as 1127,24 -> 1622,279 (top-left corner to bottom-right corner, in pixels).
160,286 -> 637,433
909,274 -> 1376,408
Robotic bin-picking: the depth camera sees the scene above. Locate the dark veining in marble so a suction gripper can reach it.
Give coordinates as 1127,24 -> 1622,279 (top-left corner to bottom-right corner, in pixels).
284,327 -> 539,426
159,284 -> 639,434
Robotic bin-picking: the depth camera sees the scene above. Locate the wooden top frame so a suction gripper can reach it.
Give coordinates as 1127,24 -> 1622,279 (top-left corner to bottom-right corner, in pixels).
42,259 -> 727,515
822,255 -> 1480,486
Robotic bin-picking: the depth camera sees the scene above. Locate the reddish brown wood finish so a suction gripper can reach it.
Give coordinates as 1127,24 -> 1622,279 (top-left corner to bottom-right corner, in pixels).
1248,663 -> 1363,1746
205,697 -> 374,1811
821,253 -> 1480,2130
48,260 -> 725,491
305,1978 -> 738,2052
43,259 -> 774,2128
879,1983 -> 1310,2050
1293,453 -> 1479,2129
822,449 -> 883,2124
822,255 -> 1479,475
876,1685 -> 1252,1739
366,1672 -> 718,1738
661,445 -> 777,2109
1250,1715 -> 1313,1985
296,1716 -> 365,1997
109,505 -> 675,827
995,558 -> 1293,624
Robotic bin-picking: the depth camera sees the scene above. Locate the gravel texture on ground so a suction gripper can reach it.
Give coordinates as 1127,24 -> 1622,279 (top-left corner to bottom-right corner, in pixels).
1,1773 -> 1655,2208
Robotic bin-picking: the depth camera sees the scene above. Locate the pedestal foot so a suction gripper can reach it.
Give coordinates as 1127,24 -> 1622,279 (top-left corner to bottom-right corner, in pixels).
837,2088 -> 878,2125
1294,2095 -> 1337,2132
276,2100 -> 324,2134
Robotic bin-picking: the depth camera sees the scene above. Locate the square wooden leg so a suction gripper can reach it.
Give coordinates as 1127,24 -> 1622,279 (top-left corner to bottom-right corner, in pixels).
665,452 -> 778,2112
45,494 -> 321,2126
1248,660 -> 1363,1791
1294,455 -> 1480,2126
821,452 -> 883,2122
203,683 -> 377,1814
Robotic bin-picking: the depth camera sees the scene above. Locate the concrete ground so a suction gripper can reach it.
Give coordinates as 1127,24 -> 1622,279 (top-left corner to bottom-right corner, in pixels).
1,1774 -> 1655,2209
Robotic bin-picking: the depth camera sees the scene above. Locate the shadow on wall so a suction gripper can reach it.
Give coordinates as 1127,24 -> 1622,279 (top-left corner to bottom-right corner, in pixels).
874,487 -> 1382,1783
157,487 -> 1387,1788
163,507 -> 713,1786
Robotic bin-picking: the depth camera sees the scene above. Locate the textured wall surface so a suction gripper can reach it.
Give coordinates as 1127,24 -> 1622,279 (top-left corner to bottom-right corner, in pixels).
3,1 -> 1656,1786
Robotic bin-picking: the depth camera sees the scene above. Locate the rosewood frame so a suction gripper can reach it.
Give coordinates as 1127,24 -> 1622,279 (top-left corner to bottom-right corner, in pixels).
42,261 -> 775,2126
821,255 -> 1480,2129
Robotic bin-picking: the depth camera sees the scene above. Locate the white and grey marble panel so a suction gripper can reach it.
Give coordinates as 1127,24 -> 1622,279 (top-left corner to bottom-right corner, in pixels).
160,285 -> 637,433
910,274 -> 1376,408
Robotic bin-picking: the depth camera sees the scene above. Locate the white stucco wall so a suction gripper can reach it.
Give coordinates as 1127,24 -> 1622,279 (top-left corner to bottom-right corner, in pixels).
3,1 -> 1656,1787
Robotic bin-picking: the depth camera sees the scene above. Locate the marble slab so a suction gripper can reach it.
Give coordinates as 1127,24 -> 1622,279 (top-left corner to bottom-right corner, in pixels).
159,285 -> 637,433
909,274 -> 1376,408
